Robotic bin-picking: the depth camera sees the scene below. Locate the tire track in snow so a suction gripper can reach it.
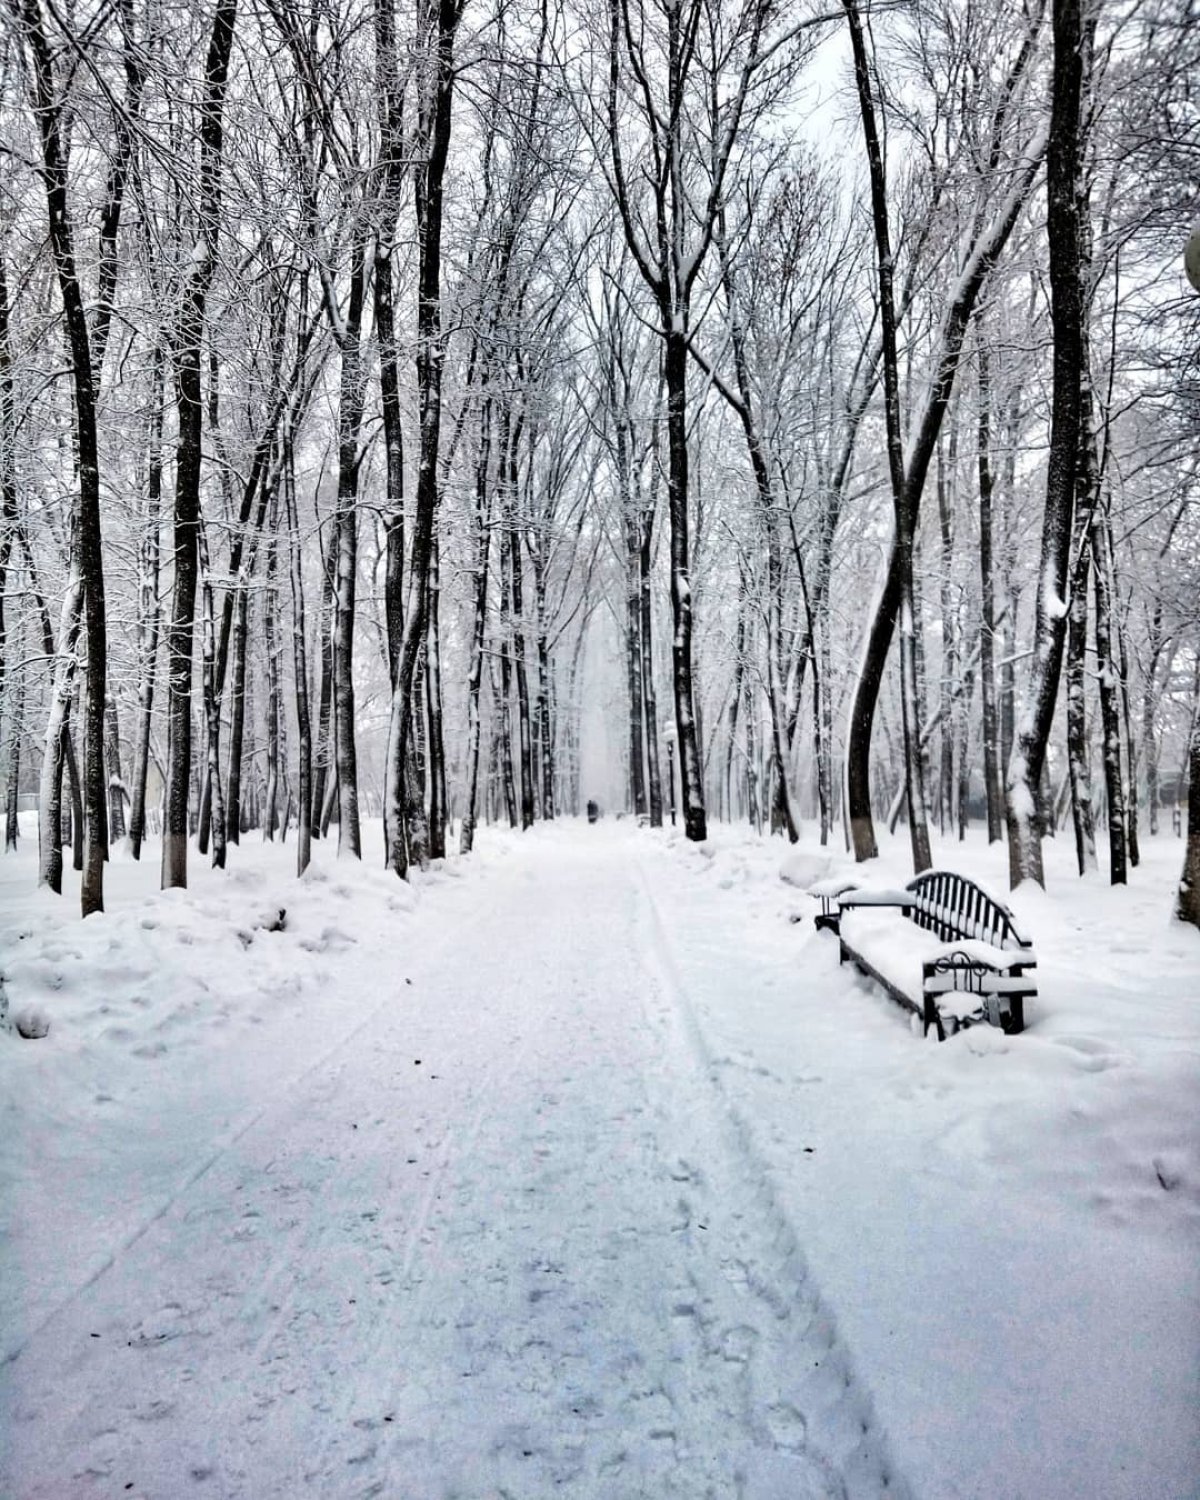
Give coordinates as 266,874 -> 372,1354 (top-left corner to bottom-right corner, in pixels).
632,855 -> 913,1500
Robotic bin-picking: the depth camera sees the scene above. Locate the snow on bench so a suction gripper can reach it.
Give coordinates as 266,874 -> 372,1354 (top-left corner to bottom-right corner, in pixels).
822,871 -> 1036,1040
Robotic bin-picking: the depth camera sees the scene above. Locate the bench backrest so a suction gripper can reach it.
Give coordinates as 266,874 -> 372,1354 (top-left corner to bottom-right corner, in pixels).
904,870 -> 1032,951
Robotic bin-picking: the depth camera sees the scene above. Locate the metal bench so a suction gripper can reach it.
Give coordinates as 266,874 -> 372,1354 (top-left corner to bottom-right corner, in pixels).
829,870 -> 1036,1040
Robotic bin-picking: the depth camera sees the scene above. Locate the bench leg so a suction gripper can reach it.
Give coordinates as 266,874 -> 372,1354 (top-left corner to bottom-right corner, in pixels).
1000,996 -> 1025,1035
922,993 -> 946,1042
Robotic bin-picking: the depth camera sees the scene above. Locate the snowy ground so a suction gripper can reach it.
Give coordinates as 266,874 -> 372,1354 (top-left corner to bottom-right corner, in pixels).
1,818 -> 1197,1499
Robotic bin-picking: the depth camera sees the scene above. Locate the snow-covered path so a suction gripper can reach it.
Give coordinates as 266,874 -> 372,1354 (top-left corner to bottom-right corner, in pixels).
1,834 -> 905,1500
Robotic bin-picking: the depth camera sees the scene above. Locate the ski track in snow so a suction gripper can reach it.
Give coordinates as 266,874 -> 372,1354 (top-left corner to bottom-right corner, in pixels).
1,839 -> 906,1500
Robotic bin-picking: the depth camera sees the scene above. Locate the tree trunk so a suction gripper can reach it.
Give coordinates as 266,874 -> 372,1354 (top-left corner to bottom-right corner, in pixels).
104,693 -> 126,842
310,528 -> 335,837
38,542 -> 82,892
225,580 -> 249,845
640,507 -> 662,828
626,536 -> 646,817
4,663 -> 20,851
1005,0 -> 1086,888
426,531 -> 447,857
129,343 -> 164,861
1176,681 -> 1200,928
497,521 -> 518,829
532,531 -> 556,823
263,499 -> 282,842
937,439 -> 956,832
161,0 -> 236,893
1065,512 -> 1097,875
284,447 -> 312,875
64,715 -> 84,872
1091,507 -> 1127,884
663,328 -> 706,842
976,334 -> 1004,843
332,233 -> 368,860
20,0 -> 110,914
382,0 -> 461,878
461,399 -> 493,854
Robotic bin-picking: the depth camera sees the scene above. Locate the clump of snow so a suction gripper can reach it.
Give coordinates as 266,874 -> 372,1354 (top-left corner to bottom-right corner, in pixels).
12,1005 -> 51,1040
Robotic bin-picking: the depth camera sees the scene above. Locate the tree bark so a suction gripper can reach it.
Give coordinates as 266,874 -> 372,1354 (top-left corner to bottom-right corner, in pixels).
161,0 -> 236,892
129,344 -> 165,861
1091,507 -> 1127,883
331,232 -> 368,860
284,446 -> 312,875
1005,0 -> 1085,888
976,335 -> 1005,843
460,403 -> 493,854
20,0 -> 111,914
1177,679 -> 1200,928
382,0 -> 462,877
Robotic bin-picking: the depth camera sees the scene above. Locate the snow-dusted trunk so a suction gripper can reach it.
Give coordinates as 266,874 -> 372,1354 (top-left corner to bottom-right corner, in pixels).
1005,0 -> 1085,889
1065,510 -> 1097,875
64,712 -> 84,871
38,534 -> 83,890
505,446 -> 535,832
129,345 -> 164,861
1113,583 -> 1140,868
198,519 -> 227,869
626,537 -> 646,817
310,537 -> 335,839
332,236 -> 367,861
726,574 -> 747,824
224,580 -> 249,845
976,336 -> 1004,843
284,453 -> 312,876
382,0 -> 460,879
744,629 -> 762,835
956,655 -> 974,841
460,401 -> 493,855
1177,680 -> 1200,928
4,660 -> 20,851
765,540 -> 799,843
403,663 -> 431,872
1143,601 -> 1164,837
104,693 -> 125,842
531,538 -> 556,823
0,258 -> 16,720
426,531 -> 448,857
639,513 -> 662,828
263,506 -> 281,843
497,524 -> 518,829
161,0 -> 235,894
1091,509 -> 1126,884
937,440 -> 956,832
21,0 -> 110,913
663,329 -> 706,842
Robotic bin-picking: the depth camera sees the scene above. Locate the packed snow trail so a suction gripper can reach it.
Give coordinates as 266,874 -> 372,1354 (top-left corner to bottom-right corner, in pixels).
0,832 -> 907,1500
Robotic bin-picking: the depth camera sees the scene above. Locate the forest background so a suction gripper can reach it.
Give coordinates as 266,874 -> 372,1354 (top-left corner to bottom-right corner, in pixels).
0,0 -> 1197,924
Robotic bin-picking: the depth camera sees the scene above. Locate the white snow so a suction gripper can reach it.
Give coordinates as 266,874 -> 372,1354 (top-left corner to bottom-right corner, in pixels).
1,819 -> 1197,1499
